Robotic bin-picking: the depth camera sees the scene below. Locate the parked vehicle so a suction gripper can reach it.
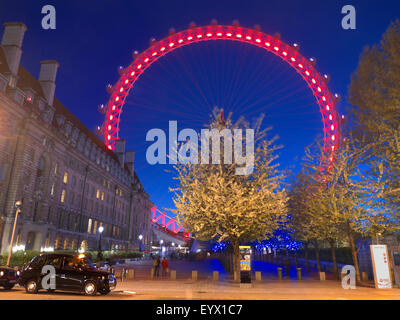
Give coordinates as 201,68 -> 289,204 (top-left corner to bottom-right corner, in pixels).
18,253 -> 116,295
0,266 -> 20,290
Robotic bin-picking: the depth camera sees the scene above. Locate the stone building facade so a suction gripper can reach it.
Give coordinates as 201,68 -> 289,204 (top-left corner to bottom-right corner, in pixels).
0,22 -> 153,254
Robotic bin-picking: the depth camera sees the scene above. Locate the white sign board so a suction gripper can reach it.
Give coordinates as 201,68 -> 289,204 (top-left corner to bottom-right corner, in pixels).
370,245 -> 392,289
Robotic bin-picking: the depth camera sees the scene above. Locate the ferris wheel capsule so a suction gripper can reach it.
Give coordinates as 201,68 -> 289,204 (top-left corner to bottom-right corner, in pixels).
132,50 -> 139,60
292,43 -> 300,50
149,38 -> 156,46
169,28 -> 175,35
94,125 -> 103,135
98,104 -> 106,114
210,19 -> 218,26
323,74 -> 330,83
232,20 -> 240,27
106,84 -> 113,93
309,57 -> 317,65
253,25 -> 261,32
117,66 -> 124,75
273,32 -> 281,40
189,22 -> 196,29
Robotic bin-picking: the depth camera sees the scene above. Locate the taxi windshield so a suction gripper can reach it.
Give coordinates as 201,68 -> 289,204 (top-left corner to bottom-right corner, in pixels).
74,256 -> 95,269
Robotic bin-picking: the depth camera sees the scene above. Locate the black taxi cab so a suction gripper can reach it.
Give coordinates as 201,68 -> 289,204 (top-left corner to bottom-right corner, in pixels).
18,253 -> 116,295
0,266 -> 20,290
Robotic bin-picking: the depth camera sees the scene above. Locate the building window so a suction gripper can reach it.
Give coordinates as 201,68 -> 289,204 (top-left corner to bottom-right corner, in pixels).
50,182 -> 56,196
63,238 -> 69,250
93,220 -> 98,235
101,192 -> 105,201
63,172 -> 68,184
60,189 -> 67,203
0,163 -> 7,180
54,162 -> 59,175
87,218 -> 93,234
71,239 -> 77,250
96,189 -> 100,199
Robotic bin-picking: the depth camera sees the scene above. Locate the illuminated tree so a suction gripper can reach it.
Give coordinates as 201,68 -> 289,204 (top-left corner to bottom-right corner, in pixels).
171,109 -> 287,278
349,20 -> 400,209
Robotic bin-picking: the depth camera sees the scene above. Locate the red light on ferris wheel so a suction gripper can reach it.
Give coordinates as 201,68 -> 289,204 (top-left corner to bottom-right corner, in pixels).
103,24 -> 340,171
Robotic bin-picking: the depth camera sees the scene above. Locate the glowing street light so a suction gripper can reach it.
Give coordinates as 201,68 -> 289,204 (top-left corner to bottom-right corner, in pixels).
138,234 -> 143,252
7,200 -> 22,266
97,225 -> 104,260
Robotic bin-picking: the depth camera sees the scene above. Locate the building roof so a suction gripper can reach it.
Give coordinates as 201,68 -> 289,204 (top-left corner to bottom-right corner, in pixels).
0,46 -> 121,165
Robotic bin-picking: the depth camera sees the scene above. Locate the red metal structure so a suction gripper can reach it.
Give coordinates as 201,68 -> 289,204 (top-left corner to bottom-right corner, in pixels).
151,207 -> 190,240
100,21 -> 341,234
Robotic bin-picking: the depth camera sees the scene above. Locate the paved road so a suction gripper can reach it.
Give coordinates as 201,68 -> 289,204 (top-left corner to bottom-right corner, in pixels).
2,259 -> 398,300
1,279 -> 399,300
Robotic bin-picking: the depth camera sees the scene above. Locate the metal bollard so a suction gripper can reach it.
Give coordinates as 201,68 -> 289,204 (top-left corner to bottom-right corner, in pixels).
361,272 -> 368,281
127,269 -> 135,280
297,268 -> 302,280
319,272 -> 326,281
170,270 -> 176,280
213,271 -> 219,282
192,270 -> 198,281
277,267 -> 283,280
255,271 -> 262,281
151,268 -> 154,279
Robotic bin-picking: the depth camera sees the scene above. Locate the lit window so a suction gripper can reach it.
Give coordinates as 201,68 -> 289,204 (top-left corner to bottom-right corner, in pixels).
87,219 -> 93,234
101,192 -> 105,201
63,172 -> 68,184
60,189 -> 67,203
96,189 -> 100,199
54,163 -> 59,175
93,220 -> 98,235
50,183 -> 55,196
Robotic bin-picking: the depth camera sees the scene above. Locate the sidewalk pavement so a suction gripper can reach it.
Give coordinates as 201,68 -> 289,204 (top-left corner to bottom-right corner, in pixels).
114,278 -> 400,300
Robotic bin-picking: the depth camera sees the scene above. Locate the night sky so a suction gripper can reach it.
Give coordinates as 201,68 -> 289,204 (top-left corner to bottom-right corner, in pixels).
1,0 -> 399,213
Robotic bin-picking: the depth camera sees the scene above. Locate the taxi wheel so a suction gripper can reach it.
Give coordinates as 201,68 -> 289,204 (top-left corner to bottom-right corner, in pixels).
100,289 -> 110,295
25,279 -> 39,294
3,284 -> 14,290
84,281 -> 97,296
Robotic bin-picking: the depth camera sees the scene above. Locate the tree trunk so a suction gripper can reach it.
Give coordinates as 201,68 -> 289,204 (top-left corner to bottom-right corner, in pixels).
314,242 -> 321,272
347,229 -> 361,282
304,243 -> 310,273
329,239 -> 338,280
231,239 -> 240,282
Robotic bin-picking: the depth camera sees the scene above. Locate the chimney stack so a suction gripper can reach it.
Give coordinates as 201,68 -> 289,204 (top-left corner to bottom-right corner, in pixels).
1,22 -> 27,86
125,150 -> 135,176
38,60 -> 59,106
115,139 -> 126,167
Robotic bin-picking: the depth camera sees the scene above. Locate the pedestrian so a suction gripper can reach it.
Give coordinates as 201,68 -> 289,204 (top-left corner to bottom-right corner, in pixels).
153,255 -> 160,278
161,257 -> 169,278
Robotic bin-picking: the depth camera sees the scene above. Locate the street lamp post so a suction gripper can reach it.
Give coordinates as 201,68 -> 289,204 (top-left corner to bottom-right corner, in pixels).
138,234 -> 143,252
97,226 -> 104,261
7,200 -> 22,267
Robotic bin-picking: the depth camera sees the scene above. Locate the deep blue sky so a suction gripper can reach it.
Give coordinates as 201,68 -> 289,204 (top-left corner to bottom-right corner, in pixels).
1,0 -> 399,212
